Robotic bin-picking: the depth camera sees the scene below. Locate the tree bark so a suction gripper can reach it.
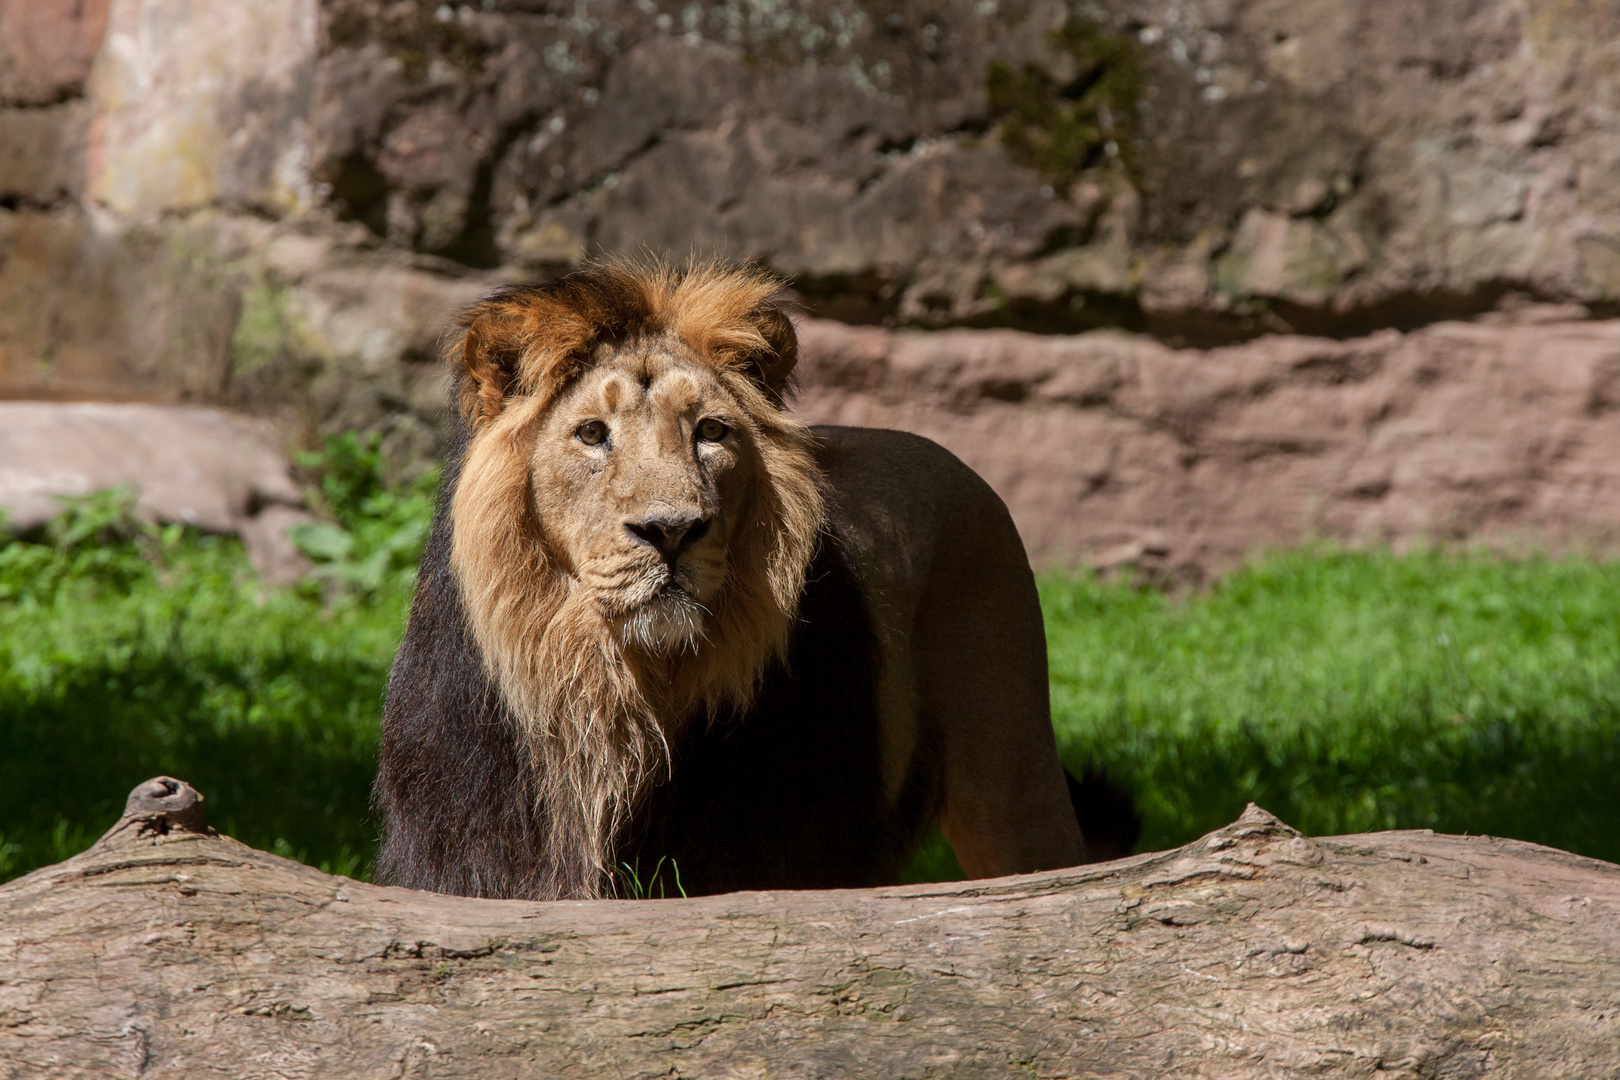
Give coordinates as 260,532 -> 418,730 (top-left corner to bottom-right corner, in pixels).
2,778 -> 1618,1079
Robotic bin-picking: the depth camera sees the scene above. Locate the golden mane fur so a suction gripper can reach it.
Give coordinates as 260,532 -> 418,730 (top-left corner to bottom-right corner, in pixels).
444,260 -> 824,898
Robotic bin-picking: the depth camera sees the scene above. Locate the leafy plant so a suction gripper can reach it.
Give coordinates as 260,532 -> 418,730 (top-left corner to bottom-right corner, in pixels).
0,483 -> 407,883
290,432 -> 439,595
0,488 -> 184,606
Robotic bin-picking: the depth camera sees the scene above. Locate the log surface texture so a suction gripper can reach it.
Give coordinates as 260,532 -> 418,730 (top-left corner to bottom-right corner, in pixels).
2,782 -> 1618,1079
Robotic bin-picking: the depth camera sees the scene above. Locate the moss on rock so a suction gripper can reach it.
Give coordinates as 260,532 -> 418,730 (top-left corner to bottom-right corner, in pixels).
986,14 -> 1142,190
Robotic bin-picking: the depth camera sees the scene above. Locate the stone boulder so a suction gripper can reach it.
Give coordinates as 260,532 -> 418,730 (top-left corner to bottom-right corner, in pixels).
0,402 -> 313,583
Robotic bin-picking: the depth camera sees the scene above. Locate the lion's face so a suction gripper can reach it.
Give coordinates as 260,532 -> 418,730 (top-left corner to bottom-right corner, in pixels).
531,335 -> 761,652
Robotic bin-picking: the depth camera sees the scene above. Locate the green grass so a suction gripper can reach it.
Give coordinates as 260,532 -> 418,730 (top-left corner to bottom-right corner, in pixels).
0,435 -> 431,881
1044,550 -> 1620,861
3,451 -> 1618,884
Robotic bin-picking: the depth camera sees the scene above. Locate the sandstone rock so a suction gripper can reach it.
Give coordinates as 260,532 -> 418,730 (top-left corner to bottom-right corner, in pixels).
792,308 -> 1620,575
10,0 -> 1620,347
300,0 -> 1620,335
0,401 -> 313,582
0,208 -> 491,457
0,100 -> 88,207
84,0 -> 319,219
0,0 -> 104,208
6,0 -> 1620,437
0,210 -> 252,406
237,504 -> 319,586
233,239 -> 495,450
0,0 -> 110,106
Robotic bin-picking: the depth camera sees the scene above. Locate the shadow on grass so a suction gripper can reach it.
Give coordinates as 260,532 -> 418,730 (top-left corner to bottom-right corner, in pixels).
904,717 -> 1620,887
0,650 -> 382,881
1063,713 -> 1620,865
8,652 -> 1617,886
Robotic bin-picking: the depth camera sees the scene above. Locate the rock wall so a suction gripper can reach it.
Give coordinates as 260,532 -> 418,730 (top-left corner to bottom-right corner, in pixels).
4,0 -> 1620,562
9,3 -> 1620,393
303,0 -> 1620,338
794,307 -> 1620,574
0,0 -> 494,453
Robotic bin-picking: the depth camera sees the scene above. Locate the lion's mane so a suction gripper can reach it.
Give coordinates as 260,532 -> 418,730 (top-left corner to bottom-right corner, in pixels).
441,261 -> 824,898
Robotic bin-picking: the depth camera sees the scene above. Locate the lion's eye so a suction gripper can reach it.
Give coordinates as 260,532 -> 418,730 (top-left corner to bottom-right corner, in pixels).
577,420 -> 608,446
695,418 -> 728,442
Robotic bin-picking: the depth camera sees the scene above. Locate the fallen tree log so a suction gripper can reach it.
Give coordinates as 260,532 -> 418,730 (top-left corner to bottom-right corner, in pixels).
2,778 -> 1618,1079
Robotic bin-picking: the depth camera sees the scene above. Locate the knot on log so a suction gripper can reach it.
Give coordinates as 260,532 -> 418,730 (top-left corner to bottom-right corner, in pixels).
1229,802 -> 1303,838
122,776 -> 212,838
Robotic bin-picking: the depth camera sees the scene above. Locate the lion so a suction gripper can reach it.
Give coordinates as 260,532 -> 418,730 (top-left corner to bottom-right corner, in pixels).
373,260 -> 1117,901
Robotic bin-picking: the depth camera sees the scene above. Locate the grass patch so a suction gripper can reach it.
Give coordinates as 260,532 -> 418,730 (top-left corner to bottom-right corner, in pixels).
0,436 -> 432,882
1044,549 -> 1620,862
3,460 -> 1617,884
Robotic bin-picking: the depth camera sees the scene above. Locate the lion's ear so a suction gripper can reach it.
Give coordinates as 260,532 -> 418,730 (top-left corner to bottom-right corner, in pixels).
453,315 -> 525,429
748,305 -> 799,406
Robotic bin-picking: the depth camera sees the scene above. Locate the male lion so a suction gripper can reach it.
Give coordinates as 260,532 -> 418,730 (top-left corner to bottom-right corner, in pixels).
375,261 -> 1100,900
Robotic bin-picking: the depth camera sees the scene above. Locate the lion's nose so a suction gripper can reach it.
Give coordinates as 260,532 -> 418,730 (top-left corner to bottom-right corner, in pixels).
626,513 -> 711,559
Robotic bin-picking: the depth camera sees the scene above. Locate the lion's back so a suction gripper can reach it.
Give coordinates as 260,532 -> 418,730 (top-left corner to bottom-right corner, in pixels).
811,424 -> 1032,619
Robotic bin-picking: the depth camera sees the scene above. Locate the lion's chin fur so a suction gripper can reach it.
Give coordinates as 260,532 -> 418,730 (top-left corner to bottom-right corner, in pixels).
615,588 -> 711,654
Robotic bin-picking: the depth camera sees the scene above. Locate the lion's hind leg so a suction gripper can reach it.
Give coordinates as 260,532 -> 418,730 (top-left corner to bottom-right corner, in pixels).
911,479 -> 1086,878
